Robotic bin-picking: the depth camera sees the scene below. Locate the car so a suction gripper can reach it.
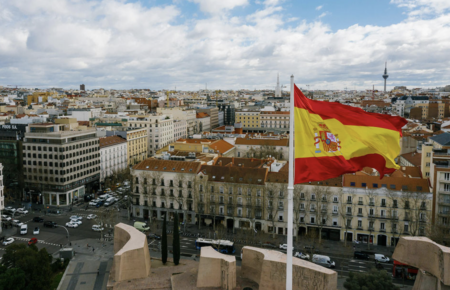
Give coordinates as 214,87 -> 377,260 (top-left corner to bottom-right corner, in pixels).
65,222 -> 79,228
28,237 -> 38,246
148,233 -> 161,240
354,251 -> 370,260
5,206 -> 16,213
87,214 -> 97,220
33,217 -> 44,222
262,242 -> 277,249
89,200 -> 98,206
70,219 -> 82,225
375,254 -> 390,263
312,254 -> 335,268
70,215 -> 82,221
16,208 -> 28,214
96,201 -> 104,208
279,244 -> 288,250
44,221 -> 57,228
2,237 -> 14,246
2,215 -> 11,221
294,252 -> 310,260
12,220 -> 24,227
92,225 -> 104,231
33,227 -> 40,235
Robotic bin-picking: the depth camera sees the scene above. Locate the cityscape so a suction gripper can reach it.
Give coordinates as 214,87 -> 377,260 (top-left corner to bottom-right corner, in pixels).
0,1 -> 450,290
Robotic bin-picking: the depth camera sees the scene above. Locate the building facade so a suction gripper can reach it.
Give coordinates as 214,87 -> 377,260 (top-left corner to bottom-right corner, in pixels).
106,127 -> 148,166
196,113 -> 211,132
23,123 -> 100,206
0,163 -> 4,234
173,120 -> 187,140
260,111 -> 290,131
235,110 -> 260,129
196,107 -> 219,129
99,136 -> 127,182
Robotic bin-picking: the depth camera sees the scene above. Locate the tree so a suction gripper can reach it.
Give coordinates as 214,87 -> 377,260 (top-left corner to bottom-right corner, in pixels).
365,188 -> 379,250
310,185 -> 332,243
173,213 -> 180,265
162,214 -> 168,264
344,268 -> 399,290
1,244 -> 52,290
265,182 -> 281,238
0,267 -> 27,290
339,188 -> 356,247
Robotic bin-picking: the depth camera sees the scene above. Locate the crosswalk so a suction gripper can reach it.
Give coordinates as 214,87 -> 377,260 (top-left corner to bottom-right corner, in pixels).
12,236 -> 60,247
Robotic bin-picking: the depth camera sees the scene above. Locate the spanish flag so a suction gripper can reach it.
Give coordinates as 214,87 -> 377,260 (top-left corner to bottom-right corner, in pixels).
294,84 -> 407,184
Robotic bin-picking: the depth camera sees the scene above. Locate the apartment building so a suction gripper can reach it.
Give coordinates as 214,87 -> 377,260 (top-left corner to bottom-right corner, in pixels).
235,110 -> 260,129
234,136 -> 288,160
106,127 -> 147,166
156,108 -> 197,136
423,134 -> 450,238
127,114 -> 174,156
23,123 -> 100,206
131,159 -> 202,223
196,112 -> 211,132
99,136 -> 127,182
260,111 -> 290,131
173,120 -> 187,140
196,106 -> 219,129
168,138 -> 235,157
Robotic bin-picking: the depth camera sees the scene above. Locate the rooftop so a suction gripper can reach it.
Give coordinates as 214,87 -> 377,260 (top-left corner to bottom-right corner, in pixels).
99,135 -> 127,148
133,158 -> 201,174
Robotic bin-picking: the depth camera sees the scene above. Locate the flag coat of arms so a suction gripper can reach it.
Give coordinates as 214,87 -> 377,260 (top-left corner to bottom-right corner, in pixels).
293,84 -> 407,184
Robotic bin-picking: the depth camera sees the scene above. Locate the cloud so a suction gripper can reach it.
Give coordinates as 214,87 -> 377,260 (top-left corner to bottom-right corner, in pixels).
317,12 -> 329,19
391,0 -> 450,16
316,5 -> 323,11
1,0 -> 450,90
189,0 -> 248,14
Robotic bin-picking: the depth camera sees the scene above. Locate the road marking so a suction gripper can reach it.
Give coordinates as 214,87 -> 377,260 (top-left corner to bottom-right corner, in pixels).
181,246 -> 188,248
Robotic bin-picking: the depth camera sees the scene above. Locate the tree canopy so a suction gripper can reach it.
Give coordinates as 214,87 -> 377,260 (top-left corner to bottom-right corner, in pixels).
0,244 -> 53,290
344,269 -> 399,290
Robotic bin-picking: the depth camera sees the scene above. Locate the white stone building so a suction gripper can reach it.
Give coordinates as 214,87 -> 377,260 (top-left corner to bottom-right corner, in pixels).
99,136 -> 128,182
173,120 -> 187,140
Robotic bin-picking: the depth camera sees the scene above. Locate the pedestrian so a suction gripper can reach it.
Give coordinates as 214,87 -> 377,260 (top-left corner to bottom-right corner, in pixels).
93,247 -> 95,252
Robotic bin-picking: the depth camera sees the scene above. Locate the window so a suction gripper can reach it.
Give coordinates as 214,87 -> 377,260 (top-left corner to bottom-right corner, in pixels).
333,196 -> 338,202
390,184 -> 396,189
369,208 -> 374,216
373,183 -> 378,188
381,210 -> 386,217
362,183 -> 367,187
346,219 -> 351,227
347,196 -> 352,203
347,207 -> 352,214
358,208 -> 362,214
333,205 -> 338,212
381,198 -> 386,207
310,217 -> 315,224
311,194 -> 316,200
404,224 -> 409,232
350,182 -> 355,186
402,185 -> 408,191
445,173 -> 450,180
426,162 -> 430,167
380,222 -> 385,230
300,192 -> 305,199
357,220 -> 362,228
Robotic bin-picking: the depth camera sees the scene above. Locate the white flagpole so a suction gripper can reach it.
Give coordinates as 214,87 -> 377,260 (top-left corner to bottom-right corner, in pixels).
286,75 -> 294,290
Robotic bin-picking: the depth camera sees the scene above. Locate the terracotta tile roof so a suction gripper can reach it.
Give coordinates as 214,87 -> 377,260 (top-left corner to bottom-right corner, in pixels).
235,138 -> 288,146
209,140 -> 235,154
196,112 -> 209,118
200,165 -> 268,185
133,158 -> 202,174
214,157 -> 268,168
400,152 -> 422,167
99,135 -> 126,148
266,170 -> 342,186
343,174 -> 429,192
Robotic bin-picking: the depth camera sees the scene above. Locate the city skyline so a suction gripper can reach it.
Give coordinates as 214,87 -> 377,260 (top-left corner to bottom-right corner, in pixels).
1,0 -> 450,90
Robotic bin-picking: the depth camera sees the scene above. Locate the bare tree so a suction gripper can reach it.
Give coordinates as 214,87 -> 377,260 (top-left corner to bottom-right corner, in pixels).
265,182 -> 281,238
364,188 -> 379,250
408,191 -> 430,237
293,184 -> 305,243
338,188 -> 357,247
310,185 -> 332,243
386,189 -> 401,247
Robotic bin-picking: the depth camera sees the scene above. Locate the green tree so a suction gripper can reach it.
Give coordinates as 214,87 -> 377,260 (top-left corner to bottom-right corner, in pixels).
344,268 -> 400,290
1,244 -> 52,290
162,214 -> 168,264
173,212 -> 180,265
0,268 -> 27,290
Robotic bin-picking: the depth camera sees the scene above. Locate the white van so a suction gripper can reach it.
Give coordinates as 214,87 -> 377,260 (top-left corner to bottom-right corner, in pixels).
375,254 -> 390,263
20,224 -> 28,235
104,197 -> 115,207
312,254 -> 335,268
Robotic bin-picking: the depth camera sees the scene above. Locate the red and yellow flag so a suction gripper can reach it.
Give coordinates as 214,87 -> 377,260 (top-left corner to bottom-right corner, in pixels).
294,84 -> 407,184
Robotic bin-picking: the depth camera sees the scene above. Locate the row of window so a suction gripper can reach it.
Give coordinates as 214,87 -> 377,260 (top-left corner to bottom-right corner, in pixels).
25,167 -> 100,183
24,140 -> 98,152
24,154 -> 100,167
349,182 -> 422,191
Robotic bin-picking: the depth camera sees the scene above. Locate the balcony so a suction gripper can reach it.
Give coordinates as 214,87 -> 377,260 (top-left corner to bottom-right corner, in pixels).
357,226 -> 363,230
369,202 -> 374,206
438,199 -> 450,206
255,215 -> 262,220
357,213 -> 363,217
347,201 -> 353,204
332,211 -> 338,216
278,206 -> 284,210
346,212 -> 352,216
368,227 -> 374,231
358,202 -> 363,205
379,228 -> 386,232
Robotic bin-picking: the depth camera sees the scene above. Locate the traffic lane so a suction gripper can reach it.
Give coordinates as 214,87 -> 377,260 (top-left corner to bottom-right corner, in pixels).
0,236 -> 61,258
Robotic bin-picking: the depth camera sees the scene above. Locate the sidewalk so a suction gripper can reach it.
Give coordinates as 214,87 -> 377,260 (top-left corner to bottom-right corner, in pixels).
56,238 -> 114,290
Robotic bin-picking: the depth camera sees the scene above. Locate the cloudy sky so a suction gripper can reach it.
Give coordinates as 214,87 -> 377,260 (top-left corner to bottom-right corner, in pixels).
1,0 -> 450,91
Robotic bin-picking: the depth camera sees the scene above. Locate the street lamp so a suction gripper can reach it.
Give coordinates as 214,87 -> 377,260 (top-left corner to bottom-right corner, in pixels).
55,225 -> 70,247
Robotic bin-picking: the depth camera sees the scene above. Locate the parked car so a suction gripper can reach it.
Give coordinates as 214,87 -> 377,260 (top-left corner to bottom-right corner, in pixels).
92,225 -> 104,232
312,254 -> 335,268
70,219 -> 82,225
66,222 -> 78,228
12,220 -> 24,227
16,208 -> 28,214
96,201 -> 104,208
44,221 -> 57,228
262,242 -> 277,249
5,207 -> 16,213
87,214 -> 97,220
294,252 -> 310,260
2,215 -> 11,221
70,215 -> 82,221
148,233 -> 161,240
28,237 -> 38,246
33,227 -> 40,235
89,200 -> 98,206
279,244 -> 295,251
2,237 -> 14,246
33,217 -> 44,222
354,251 -> 370,260
375,254 -> 390,263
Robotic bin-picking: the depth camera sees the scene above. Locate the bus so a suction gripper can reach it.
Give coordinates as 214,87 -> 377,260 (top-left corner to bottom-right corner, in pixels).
195,238 -> 236,254
393,260 -> 418,280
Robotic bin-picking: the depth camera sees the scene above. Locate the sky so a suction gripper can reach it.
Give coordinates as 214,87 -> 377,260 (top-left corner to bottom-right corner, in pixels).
1,0 -> 450,91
